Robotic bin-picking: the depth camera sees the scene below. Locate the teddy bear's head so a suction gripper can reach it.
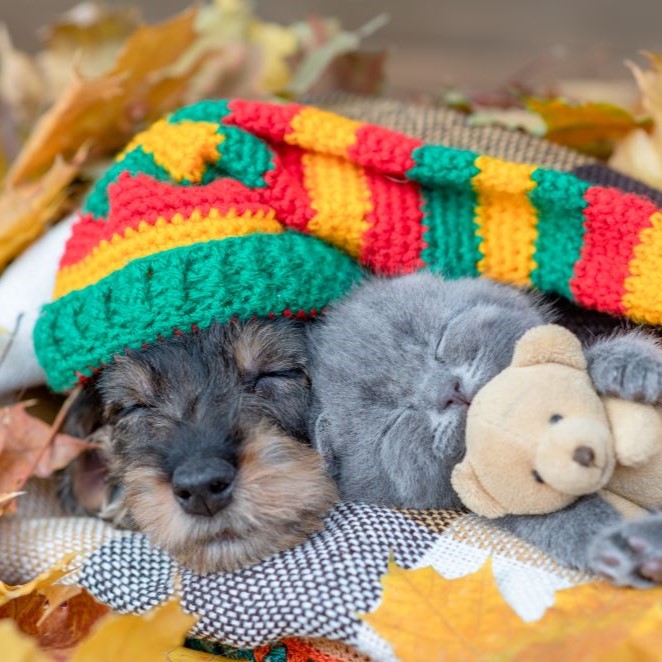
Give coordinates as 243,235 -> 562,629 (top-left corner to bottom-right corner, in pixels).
451,325 -> 617,518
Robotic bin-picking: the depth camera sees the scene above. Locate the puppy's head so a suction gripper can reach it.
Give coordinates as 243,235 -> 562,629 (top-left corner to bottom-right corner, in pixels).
95,318 -> 337,573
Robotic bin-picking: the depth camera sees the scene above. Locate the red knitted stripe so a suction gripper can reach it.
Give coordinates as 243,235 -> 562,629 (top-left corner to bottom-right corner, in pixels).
225,99 -> 304,141
266,144 -> 315,232
59,173 -> 270,268
361,171 -> 425,275
348,124 -> 422,177
255,144 -> 315,231
570,187 -> 657,315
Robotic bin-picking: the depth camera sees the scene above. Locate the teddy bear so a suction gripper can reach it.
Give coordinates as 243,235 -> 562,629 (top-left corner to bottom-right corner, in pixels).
450,324 -> 662,520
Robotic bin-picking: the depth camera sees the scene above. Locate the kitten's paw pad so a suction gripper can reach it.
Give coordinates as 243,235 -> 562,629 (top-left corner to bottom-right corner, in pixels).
589,350 -> 662,403
588,517 -> 662,588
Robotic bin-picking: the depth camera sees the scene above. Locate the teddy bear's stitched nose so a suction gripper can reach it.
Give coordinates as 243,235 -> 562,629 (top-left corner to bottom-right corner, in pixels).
573,445 -> 595,467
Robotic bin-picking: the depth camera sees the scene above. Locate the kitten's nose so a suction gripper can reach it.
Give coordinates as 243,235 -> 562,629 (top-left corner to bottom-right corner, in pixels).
172,457 -> 236,517
438,378 -> 470,411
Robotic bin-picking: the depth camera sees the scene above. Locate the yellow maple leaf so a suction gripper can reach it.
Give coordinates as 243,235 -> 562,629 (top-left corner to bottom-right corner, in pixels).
511,579 -> 662,661
0,554 -> 77,607
361,559 -> 532,661
0,619 -> 49,662
362,559 -> 662,661
70,599 -> 197,662
525,97 -> 648,159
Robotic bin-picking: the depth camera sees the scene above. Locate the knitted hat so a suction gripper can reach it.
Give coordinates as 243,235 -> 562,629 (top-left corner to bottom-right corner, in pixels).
35,99 -> 662,391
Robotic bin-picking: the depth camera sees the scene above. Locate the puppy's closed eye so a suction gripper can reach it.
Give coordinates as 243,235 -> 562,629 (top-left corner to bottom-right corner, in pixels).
252,368 -> 308,393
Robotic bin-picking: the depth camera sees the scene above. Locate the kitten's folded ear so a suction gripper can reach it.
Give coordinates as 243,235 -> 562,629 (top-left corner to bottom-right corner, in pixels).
313,414 -> 339,478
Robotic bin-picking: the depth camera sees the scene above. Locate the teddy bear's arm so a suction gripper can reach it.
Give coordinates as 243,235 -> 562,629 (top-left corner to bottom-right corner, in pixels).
604,398 -> 662,467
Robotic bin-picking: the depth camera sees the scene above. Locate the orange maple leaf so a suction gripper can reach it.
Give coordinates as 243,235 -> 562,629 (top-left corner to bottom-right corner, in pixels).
361,560 -> 532,661
361,559 -> 662,661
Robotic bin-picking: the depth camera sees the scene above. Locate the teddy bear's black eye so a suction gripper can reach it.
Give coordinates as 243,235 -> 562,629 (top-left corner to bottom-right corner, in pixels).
549,414 -> 563,424
532,470 -> 545,484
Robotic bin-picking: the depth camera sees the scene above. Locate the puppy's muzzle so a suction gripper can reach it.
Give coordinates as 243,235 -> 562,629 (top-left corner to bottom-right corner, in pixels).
172,457 -> 236,517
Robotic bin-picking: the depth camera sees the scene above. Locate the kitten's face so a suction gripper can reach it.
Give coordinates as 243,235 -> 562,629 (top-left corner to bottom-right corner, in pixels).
309,274 -> 549,509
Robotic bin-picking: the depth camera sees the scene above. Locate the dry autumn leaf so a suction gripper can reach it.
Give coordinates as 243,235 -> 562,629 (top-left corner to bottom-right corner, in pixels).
70,599 -> 197,662
0,149 -> 84,271
361,559 -> 531,661
0,619 -> 49,662
7,8 -> 198,185
362,559 -> 662,661
0,554 -> 77,607
525,96 -> 649,159
610,52 -> 662,191
0,587 -> 110,659
511,578 -> 662,661
0,402 -> 90,513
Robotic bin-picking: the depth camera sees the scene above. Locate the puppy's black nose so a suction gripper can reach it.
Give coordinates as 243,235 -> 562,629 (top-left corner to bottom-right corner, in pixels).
172,457 -> 236,516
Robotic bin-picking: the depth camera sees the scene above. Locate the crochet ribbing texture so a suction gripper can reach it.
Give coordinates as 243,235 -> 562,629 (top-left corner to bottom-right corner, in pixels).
34,99 -> 662,391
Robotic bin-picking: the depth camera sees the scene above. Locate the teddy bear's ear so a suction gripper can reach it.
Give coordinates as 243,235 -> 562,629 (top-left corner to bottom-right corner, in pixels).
512,325 -> 586,370
450,462 -> 508,518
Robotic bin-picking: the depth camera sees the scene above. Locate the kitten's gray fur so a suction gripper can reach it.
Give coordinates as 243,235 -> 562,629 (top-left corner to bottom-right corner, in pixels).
309,273 -> 662,587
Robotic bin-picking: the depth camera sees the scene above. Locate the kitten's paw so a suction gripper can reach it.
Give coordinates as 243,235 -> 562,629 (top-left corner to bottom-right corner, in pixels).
587,337 -> 662,403
588,514 -> 662,588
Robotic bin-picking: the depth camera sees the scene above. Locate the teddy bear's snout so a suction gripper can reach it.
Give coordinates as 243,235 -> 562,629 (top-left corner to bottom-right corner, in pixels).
536,418 -> 615,495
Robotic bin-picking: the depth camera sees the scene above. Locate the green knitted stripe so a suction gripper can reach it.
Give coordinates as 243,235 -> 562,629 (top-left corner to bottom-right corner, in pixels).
409,146 -> 481,277
34,233 -> 364,392
82,147 -> 171,218
168,99 -> 232,124
529,169 -> 590,299
199,126 -> 274,188
419,186 -> 481,278
407,145 -> 480,187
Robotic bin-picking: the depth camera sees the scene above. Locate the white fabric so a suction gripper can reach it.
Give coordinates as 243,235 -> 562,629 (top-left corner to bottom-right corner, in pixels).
0,215 -> 75,396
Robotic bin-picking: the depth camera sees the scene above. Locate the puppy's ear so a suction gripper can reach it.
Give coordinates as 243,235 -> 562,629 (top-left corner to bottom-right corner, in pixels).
451,462 -> 507,518
313,414 -> 339,479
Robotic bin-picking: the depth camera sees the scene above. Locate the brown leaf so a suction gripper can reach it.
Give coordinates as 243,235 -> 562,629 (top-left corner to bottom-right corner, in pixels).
8,8 -> 198,185
0,586 -> 109,657
38,3 -> 141,94
0,402 -> 90,513
0,150 -> 83,271
0,25 -> 45,127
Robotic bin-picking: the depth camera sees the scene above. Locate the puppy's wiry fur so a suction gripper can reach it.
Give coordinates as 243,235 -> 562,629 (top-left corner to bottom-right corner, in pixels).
61,319 -> 337,573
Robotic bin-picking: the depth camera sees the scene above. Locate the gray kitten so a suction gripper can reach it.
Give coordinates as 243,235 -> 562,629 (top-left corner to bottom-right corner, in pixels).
309,273 -> 662,587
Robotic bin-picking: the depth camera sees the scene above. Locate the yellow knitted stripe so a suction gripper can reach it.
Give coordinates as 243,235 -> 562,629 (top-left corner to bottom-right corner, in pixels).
474,156 -> 538,285
302,152 -> 371,258
121,119 -> 224,183
54,210 -> 281,298
285,107 -> 362,157
623,211 -> 662,324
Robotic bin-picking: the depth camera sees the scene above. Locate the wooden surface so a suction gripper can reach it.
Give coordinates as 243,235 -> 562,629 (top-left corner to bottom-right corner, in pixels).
3,0 -> 662,93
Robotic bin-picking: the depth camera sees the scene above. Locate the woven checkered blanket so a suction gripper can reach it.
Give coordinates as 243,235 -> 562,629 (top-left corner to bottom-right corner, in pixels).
4,95 -> 662,661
